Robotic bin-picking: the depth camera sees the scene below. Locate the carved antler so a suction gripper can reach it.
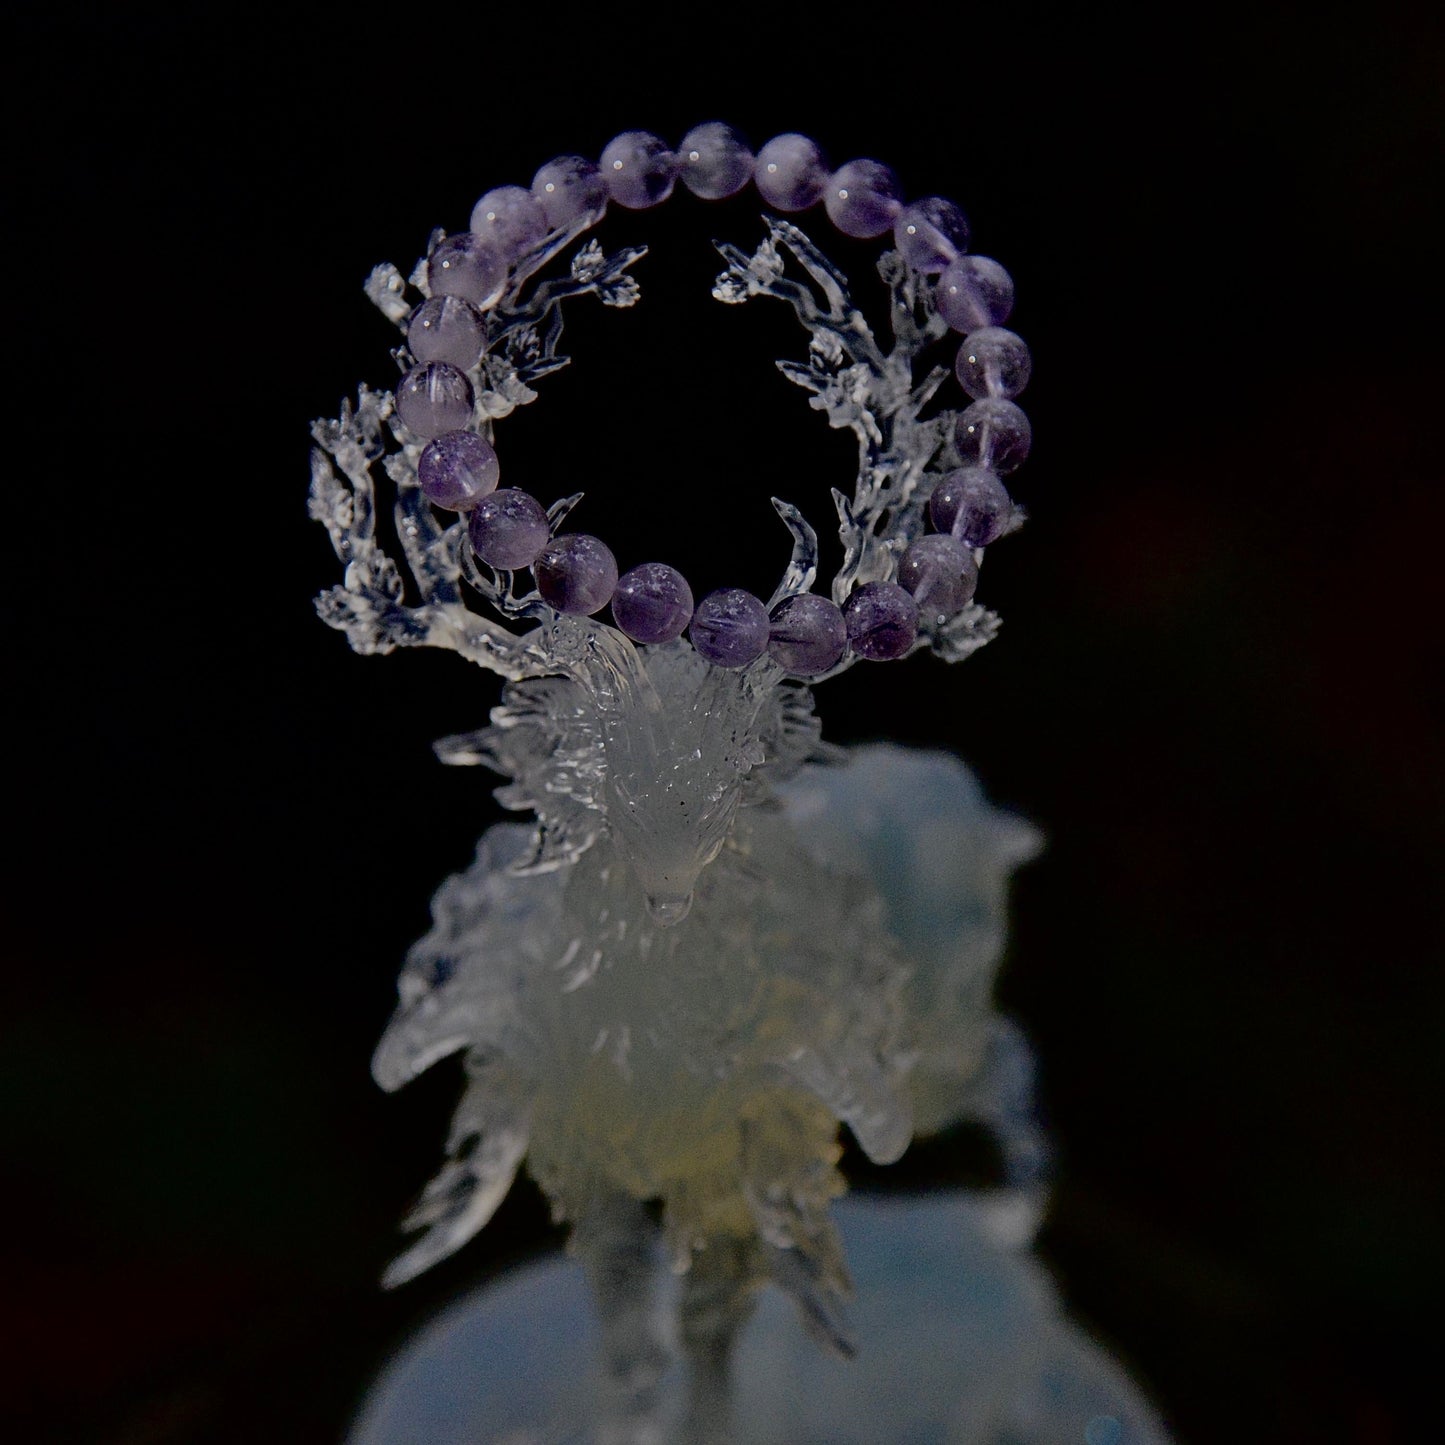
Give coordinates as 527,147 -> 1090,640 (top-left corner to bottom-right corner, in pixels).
713,218 -> 1010,675
309,221 -> 649,678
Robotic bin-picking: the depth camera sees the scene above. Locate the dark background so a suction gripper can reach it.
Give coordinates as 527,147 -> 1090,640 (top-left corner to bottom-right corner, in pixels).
7,3 -> 1441,1441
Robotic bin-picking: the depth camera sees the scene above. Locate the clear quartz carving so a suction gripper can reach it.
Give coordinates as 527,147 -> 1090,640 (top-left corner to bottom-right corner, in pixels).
314,179 -> 1159,1442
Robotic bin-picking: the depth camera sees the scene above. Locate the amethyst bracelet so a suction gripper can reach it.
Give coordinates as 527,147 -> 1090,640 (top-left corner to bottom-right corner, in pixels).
392,123 -> 1031,677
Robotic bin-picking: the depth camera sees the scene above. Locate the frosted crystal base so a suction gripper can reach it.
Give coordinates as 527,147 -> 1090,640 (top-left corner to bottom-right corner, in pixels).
349,1190 -> 1171,1445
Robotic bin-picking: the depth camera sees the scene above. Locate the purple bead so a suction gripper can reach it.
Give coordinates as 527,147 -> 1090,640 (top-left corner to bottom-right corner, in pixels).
690,588 -> 770,668
395,362 -> 473,438
611,562 -> 695,644
534,533 -> 619,615
825,159 -> 904,239
600,131 -> 675,210
418,431 -> 499,511
954,399 -> 1032,475
843,581 -> 919,661
929,468 -> 1014,547
407,296 -> 485,370
427,233 -> 507,309
936,255 -> 1015,333
468,488 -> 550,570
754,133 -> 828,211
768,594 -> 848,676
469,185 -> 548,261
955,327 -> 1032,400
531,155 -> 608,229
894,197 -> 969,274
677,122 -> 754,200
899,535 -> 978,621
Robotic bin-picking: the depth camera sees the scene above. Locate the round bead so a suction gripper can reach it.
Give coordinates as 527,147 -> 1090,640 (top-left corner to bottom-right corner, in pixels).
936,255 -> 1015,333
394,362 -> 474,438
754,133 -> 828,211
768,594 -> 848,676
418,431 -> 499,510
468,488 -> 551,570
600,131 -> 675,210
612,562 -> 695,644
690,588 -> 770,669
843,581 -> 919,661
893,197 -> 969,274
534,533 -> 619,615
427,233 -> 507,308
531,155 -> 608,229
407,296 -> 485,370
955,327 -> 1032,400
469,185 -> 548,261
954,399 -> 1032,475
899,535 -> 978,621
677,122 -> 755,200
824,159 -> 904,239
929,468 -> 1014,547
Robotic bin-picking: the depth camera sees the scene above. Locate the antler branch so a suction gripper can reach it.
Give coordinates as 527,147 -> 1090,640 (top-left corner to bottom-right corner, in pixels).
713,219 -> 1004,673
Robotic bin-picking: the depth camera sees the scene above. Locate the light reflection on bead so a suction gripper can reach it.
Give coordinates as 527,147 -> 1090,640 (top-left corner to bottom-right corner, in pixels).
531,155 -> 608,229
899,534 -> 978,620
395,362 -> 474,438
955,327 -> 1031,399
677,122 -> 754,200
894,197 -> 969,274
468,488 -> 551,569
929,468 -> 1014,547
469,185 -> 548,260
954,399 -> 1031,475
407,296 -> 485,370
418,431 -> 499,510
600,131 -> 676,209
825,159 -> 904,239
612,563 -> 695,643
427,233 -> 506,309
936,255 -> 1015,333
754,133 -> 828,211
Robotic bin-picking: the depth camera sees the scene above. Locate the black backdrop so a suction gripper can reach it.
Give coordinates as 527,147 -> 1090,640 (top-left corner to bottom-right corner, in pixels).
8,4 -> 1441,1441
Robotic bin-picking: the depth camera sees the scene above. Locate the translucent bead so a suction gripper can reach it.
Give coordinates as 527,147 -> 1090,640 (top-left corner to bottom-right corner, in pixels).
599,131 -> 675,210
676,122 -> 754,200
893,197 -> 969,274
469,185 -> 548,260
395,362 -> 474,438
954,399 -> 1032,475
612,562 -> 695,644
427,233 -> 506,309
407,296 -> 485,370
768,594 -> 848,676
531,155 -> 608,229
843,581 -> 919,661
468,488 -> 550,570
418,431 -> 499,510
825,159 -> 904,239
929,467 -> 1014,546
899,535 -> 978,621
955,327 -> 1031,400
936,255 -> 1014,333
534,534 -> 619,615
690,588 -> 770,668
754,133 -> 828,211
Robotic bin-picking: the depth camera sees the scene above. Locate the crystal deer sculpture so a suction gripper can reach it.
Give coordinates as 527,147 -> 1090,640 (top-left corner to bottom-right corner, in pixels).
311,149 -> 1039,1438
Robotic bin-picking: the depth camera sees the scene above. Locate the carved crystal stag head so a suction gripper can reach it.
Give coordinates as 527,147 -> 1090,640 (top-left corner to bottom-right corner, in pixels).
310,215 -> 1016,921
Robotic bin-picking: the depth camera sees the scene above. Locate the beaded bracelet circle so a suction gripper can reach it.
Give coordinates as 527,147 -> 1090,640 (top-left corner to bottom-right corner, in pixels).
314,122 -> 1031,682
